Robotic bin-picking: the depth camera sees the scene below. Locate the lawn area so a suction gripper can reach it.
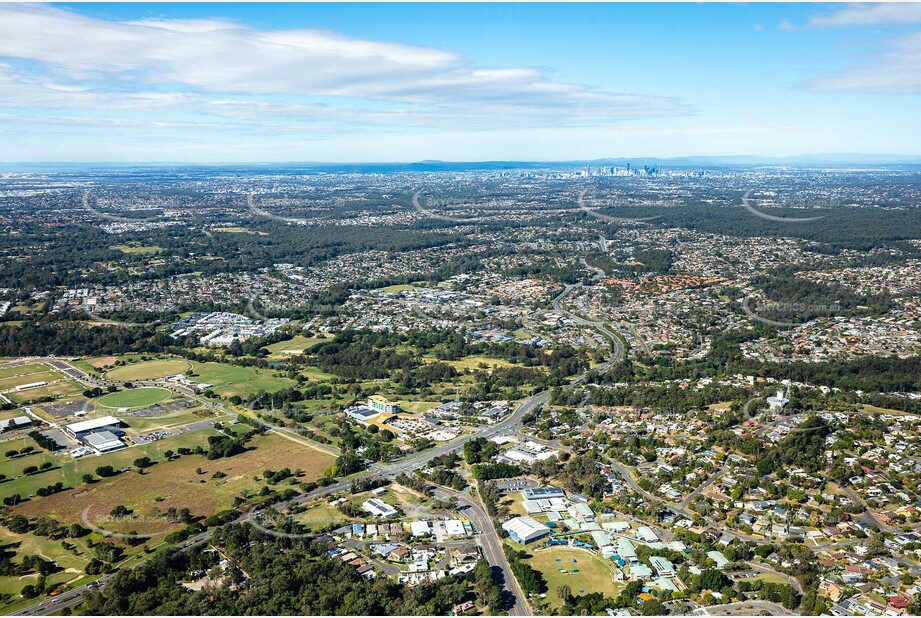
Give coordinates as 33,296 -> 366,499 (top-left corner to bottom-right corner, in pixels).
294,502 -> 356,531
525,547 -> 623,610
189,361 -> 295,398
106,359 -> 191,381
7,381 -> 84,405
12,433 -> 334,531
263,335 -> 325,359
739,572 -> 789,586
111,244 -> 164,254
376,284 -> 419,294
0,430 -> 219,503
97,387 -> 172,410
0,370 -> 60,391
442,355 -> 518,372
0,363 -> 48,380
396,400 -> 442,414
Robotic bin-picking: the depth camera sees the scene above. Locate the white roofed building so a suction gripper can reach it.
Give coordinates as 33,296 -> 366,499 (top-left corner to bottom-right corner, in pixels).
502,516 -> 550,544
65,416 -> 122,438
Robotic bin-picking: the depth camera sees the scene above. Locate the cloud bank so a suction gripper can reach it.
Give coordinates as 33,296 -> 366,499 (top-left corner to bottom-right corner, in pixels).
0,3 -> 689,138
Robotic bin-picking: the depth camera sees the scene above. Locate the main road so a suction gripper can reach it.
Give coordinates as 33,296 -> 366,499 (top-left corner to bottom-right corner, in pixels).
551,283 -> 625,367
432,486 -> 532,616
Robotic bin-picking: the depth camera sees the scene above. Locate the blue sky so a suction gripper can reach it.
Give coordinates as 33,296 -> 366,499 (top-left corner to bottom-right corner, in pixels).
0,2 -> 919,162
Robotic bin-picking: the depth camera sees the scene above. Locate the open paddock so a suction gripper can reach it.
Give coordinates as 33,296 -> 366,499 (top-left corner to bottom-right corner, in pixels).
7,381 -> 85,404
0,363 -> 50,380
106,359 -> 191,382
0,429 -> 218,503
11,433 -> 334,531
263,336 -> 325,359
0,370 -> 60,391
189,361 -> 295,398
86,356 -> 118,369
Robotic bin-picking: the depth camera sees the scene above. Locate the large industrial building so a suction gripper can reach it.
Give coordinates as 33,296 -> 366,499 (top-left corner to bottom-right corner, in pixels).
521,487 -> 566,500
502,516 -> 551,544
0,416 -> 32,432
65,415 -> 123,439
83,430 -> 126,453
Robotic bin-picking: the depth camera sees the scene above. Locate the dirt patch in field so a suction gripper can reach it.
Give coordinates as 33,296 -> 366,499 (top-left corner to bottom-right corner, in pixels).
87,356 -> 118,369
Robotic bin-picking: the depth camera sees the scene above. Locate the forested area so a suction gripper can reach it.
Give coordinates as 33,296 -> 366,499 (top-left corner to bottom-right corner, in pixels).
83,524 -> 506,615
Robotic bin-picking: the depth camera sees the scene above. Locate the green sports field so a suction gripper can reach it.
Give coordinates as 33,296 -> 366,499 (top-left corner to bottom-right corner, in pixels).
106,358 -> 191,381
525,547 -> 623,609
97,387 -> 172,409
189,361 -> 294,398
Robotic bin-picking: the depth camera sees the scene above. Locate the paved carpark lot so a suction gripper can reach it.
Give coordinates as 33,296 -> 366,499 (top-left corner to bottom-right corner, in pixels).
126,400 -> 194,417
493,478 -> 537,493
131,429 -> 174,444
43,400 -> 90,418
42,428 -> 79,449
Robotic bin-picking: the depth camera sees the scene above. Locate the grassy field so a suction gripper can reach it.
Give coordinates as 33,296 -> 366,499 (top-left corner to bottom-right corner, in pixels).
376,284 -> 419,294
7,381 -> 84,405
0,430 -> 216,502
441,355 -> 518,372
294,502 -> 356,531
860,404 -> 917,417
12,433 -> 334,531
212,227 -> 268,235
85,356 -> 118,369
106,359 -> 191,381
525,548 -> 622,609
263,336 -> 325,359
300,365 -> 338,382
396,400 -> 442,414
111,244 -> 163,254
0,363 -> 49,380
189,361 -> 295,398
97,387 -> 172,409
0,527 -> 91,586
0,370 -> 60,391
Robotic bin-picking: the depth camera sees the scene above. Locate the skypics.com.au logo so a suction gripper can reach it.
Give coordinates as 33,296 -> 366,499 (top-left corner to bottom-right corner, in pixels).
411,188 -> 662,225
411,191 -> 494,223
81,190 -> 168,225
740,189 -> 828,223
741,297 -> 842,328
247,510 -> 318,540
81,505 -> 178,540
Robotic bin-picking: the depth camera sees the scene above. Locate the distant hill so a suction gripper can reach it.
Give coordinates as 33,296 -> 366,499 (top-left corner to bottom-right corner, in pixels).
2,153 -> 918,173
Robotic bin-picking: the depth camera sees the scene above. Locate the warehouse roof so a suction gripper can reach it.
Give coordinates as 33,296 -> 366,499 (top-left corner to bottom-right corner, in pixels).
66,415 -> 121,434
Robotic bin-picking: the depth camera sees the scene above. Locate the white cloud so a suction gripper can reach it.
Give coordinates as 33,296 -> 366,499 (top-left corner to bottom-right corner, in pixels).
803,4 -> 921,95
805,31 -> 921,94
0,3 -> 688,130
809,3 -> 921,27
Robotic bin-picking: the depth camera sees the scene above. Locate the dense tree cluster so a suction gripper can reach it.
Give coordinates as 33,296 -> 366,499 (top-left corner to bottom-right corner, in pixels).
83,523 -> 503,615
